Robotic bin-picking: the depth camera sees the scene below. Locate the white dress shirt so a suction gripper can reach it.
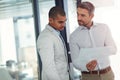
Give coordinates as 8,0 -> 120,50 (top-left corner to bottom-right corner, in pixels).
69,22 -> 117,71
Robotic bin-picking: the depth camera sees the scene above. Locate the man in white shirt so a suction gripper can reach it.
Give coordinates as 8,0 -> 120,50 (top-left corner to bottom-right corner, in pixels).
69,1 -> 117,80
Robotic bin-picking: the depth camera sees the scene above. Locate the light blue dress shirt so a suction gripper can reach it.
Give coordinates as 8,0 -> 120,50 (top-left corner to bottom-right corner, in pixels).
69,22 -> 117,71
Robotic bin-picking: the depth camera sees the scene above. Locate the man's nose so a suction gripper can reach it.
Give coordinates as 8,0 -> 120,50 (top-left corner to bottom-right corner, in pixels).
78,15 -> 82,20
62,22 -> 66,26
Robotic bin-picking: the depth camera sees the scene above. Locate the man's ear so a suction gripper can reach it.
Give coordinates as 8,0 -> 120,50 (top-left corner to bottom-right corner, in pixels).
90,13 -> 94,19
49,18 -> 53,23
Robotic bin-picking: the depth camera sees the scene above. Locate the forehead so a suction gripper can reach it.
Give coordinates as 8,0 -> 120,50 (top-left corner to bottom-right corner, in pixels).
55,14 -> 66,20
77,7 -> 89,14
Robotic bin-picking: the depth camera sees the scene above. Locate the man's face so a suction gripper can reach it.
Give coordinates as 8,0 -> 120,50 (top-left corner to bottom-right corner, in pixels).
49,14 -> 66,31
77,7 -> 93,27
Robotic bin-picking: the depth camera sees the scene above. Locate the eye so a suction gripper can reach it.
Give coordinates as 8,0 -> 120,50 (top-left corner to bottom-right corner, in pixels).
81,14 -> 86,17
58,21 -> 64,24
58,20 -> 66,24
77,13 -> 86,17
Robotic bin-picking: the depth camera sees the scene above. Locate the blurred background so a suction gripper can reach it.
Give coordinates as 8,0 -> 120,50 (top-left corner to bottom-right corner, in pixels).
0,0 -> 120,80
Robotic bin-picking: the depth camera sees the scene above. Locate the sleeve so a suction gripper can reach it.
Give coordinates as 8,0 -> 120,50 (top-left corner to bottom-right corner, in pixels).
37,36 -> 61,80
69,35 -> 87,70
104,25 -> 117,55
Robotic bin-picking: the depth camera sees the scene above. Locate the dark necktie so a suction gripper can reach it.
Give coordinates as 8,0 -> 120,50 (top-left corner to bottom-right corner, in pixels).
59,34 -> 71,78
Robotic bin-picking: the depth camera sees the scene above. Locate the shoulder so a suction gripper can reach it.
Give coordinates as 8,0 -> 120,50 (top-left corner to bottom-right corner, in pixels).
94,22 -> 110,32
69,27 -> 81,43
70,27 -> 80,38
37,29 -> 53,43
95,22 -> 109,28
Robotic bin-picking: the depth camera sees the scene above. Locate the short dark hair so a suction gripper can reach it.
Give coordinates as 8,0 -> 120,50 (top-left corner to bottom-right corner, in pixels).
49,6 -> 66,19
77,1 -> 95,15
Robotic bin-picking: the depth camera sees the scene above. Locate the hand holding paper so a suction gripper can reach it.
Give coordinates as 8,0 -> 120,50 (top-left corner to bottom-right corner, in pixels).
86,59 -> 97,71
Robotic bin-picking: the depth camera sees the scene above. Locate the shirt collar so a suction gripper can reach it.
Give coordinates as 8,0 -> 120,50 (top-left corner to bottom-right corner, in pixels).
79,22 -> 97,30
46,24 -> 60,35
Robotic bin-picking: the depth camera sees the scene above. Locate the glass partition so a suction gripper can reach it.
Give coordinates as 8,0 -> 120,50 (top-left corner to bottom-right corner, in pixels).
0,0 -> 55,80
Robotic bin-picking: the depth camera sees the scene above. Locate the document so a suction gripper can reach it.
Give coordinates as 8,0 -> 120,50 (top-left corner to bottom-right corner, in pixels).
77,46 -> 114,70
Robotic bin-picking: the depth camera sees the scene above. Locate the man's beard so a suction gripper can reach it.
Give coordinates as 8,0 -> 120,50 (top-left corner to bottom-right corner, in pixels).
78,20 -> 84,26
78,20 -> 91,27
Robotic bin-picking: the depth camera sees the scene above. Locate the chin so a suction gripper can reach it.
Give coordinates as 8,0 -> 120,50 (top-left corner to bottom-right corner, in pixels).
60,27 -> 64,30
78,22 -> 83,25
78,23 -> 83,26
60,28 -> 64,31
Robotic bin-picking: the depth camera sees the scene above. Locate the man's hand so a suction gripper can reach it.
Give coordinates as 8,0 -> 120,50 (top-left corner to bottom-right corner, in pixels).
86,60 -> 97,71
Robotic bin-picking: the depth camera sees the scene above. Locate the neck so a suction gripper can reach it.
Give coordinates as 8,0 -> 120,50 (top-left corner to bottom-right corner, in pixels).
86,21 -> 93,29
